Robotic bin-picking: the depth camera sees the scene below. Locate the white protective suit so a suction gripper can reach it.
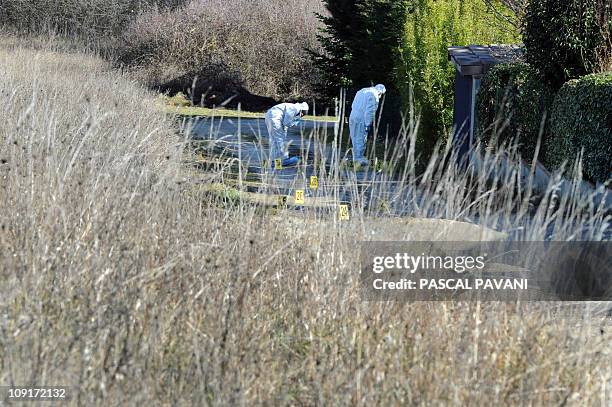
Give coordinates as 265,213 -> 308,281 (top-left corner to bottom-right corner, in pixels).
349,84 -> 386,163
265,102 -> 309,161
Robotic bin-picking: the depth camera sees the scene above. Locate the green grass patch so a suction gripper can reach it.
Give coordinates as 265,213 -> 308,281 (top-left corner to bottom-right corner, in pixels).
161,94 -> 338,122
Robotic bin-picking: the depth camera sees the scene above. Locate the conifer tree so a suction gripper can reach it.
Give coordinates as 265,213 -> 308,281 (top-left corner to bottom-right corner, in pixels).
313,0 -> 408,132
311,0 -> 363,97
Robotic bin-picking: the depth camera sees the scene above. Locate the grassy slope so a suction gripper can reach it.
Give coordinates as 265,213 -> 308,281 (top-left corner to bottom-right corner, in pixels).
0,38 -> 610,405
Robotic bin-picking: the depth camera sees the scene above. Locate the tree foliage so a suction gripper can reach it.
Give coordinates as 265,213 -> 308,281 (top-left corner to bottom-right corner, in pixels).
313,0 -> 408,131
314,0 -> 519,147
522,0 -> 611,89
311,0 -> 361,94
477,63 -> 555,161
397,0 -> 519,152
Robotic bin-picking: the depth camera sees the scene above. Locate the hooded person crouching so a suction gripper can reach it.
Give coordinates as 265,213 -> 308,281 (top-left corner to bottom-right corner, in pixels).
264,102 -> 309,167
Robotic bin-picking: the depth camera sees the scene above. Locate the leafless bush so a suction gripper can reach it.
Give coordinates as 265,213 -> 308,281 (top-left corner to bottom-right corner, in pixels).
0,38 -> 610,405
482,0 -> 529,29
498,0 -> 528,16
118,0 -> 325,104
0,0 -> 186,40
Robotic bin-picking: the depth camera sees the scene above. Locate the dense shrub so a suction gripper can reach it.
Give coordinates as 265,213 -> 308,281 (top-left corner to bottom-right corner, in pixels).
118,0 -> 324,108
312,0 -> 361,94
477,62 -> 555,161
544,73 -> 612,185
313,0 -> 408,132
314,0 -> 519,145
313,1 -> 407,94
397,0 -> 519,153
522,0 -> 611,89
0,0 -> 185,40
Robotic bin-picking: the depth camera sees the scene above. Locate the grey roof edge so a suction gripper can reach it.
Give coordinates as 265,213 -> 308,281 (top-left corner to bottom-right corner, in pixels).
448,44 -> 524,76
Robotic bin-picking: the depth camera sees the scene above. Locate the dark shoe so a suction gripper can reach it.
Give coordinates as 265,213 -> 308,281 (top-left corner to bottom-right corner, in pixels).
272,156 -> 300,168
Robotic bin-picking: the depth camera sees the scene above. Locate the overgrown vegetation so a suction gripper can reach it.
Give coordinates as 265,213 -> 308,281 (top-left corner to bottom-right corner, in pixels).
0,0 -> 185,42
477,63 -> 555,161
476,0 -> 611,182
544,73 -> 612,184
1,39 -> 611,405
398,0 -> 520,153
117,0 -> 325,109
314,0 -> 519,150
0,0 -> 325,107
0,3 -> 609,403
522,0 -> 611,89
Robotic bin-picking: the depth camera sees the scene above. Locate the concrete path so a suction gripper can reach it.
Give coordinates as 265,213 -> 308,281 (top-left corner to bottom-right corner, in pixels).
188,116 -> 424,214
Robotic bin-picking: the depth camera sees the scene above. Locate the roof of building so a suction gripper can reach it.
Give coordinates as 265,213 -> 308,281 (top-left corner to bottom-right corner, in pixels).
448,44 -> 524,76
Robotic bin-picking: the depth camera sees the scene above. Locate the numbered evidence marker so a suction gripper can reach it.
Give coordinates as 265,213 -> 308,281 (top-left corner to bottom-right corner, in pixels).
274,158 -> 283,170
378,199 -> 390,211
339,204 -> 350,221
309,176 -> 319,190
295,189 -> 305,205
277,195 -> 288,208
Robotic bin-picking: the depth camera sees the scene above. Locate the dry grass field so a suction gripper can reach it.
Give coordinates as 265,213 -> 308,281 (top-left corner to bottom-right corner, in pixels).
0,38 -> 611,406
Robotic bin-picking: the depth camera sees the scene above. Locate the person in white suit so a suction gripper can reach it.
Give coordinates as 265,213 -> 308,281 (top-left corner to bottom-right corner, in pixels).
264,102 -> 309,167
349,84 -> 386,166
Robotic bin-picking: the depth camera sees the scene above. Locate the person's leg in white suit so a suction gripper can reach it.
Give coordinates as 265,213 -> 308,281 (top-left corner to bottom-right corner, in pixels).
265,111 -> 288,162
349,116 -> 369,166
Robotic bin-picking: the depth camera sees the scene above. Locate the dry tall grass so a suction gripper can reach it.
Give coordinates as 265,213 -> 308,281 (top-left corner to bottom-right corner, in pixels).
118,0 -> 325,102
0,38 -> 611,406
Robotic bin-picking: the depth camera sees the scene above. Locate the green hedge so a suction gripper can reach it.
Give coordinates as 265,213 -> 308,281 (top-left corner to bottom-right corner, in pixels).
544,73 -> 612,184
477,62 -> 555,161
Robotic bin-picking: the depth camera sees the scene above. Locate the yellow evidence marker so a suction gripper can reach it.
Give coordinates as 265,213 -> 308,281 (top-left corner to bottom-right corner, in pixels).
378,199 -> 390,211
274,158 -> 283,170
339,204 -> 350,221
277,195 -> 288,208
310,176 -> 319,190
295,189 -> 305,205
